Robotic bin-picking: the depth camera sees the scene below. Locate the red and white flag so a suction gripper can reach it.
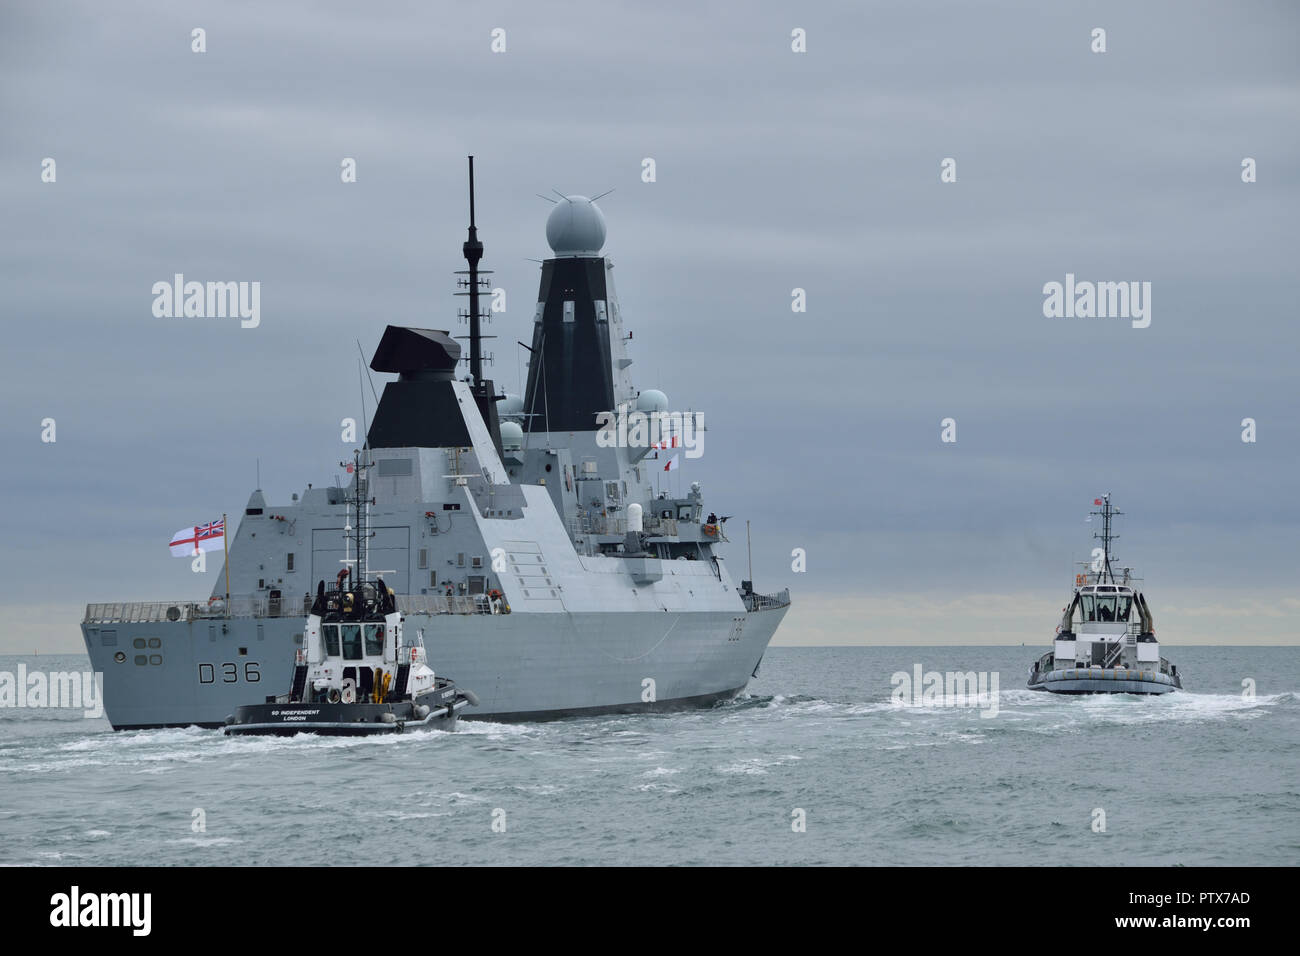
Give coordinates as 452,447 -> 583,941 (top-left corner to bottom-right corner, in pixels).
651,435 -> 680,450
1093,498 -> 1103,506
663,456 -> 679,472
169,519 -> 225,557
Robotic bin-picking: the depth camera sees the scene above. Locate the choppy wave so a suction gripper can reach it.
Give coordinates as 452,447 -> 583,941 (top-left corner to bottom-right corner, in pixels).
0,647 -> 1295,865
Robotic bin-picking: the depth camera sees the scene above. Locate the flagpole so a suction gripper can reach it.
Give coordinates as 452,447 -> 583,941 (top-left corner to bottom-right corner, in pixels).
222,512 -> 231,611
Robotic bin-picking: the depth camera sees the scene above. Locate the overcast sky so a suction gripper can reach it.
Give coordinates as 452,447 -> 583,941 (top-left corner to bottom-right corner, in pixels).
2,0 -> 1297,651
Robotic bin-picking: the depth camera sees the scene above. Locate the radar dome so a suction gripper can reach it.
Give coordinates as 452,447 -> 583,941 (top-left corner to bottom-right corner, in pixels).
546,196 -> 607,256
500,421 -> 524,451
498,393 -> 524,419
637,389 -> 669,413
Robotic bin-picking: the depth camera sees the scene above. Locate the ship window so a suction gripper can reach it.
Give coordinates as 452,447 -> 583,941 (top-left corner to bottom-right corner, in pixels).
133,638 -> 146,649
323,624 -> 341,657
457,553 -> 465,567
418,549 -> 428,569
341,624 -> 363,660
134,655 -> 147,666
430,571 -> 437,587
1117,595 -> 1132,621
287,553 -> 295,571
149,655 -> 162,666
471,555 -> 483,569
1080,595 -> 1095,621
148,638 -> 161,649
364,624 -> 385,656
1094,594 -> 1117,622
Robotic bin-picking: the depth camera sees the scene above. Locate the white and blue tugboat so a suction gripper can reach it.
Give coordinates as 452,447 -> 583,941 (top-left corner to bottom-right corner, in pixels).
225,453 -> 478,736
1028,495 -> 1182,695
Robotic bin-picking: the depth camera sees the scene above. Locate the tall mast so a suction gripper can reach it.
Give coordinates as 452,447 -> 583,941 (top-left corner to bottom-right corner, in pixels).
1090,493 -> 1122,584
463,155 -> 484,389
454,155 -> 504,455
341,448 -> 370,588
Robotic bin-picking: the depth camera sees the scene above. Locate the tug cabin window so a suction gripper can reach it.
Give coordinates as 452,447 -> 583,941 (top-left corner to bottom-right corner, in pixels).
1079,588 -> 1132,623
364,624 -> 384,656
341,624 -> 363,660
323,624 -> 341,657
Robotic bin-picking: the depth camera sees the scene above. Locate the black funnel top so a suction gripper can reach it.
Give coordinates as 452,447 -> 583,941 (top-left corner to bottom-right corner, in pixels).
370,326 -> 460,378
366,325 -> 471,448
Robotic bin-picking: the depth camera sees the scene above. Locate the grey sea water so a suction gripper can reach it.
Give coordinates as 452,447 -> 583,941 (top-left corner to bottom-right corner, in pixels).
0,646 -> 1295,866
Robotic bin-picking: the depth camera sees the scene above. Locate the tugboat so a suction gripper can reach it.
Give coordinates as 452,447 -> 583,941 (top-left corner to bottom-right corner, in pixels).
225,452 -> 478,735
1028,495 -> 1182,695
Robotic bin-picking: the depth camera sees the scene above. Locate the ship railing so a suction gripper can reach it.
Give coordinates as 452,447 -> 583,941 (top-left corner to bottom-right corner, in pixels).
1102,640 -> 1127,668
83,592 -> 503,624
1073,570 -> 1145,588
570,514 -> 680,537
397,594 -> 503,616
741,588 -> 791,612
82,597 -> 306,624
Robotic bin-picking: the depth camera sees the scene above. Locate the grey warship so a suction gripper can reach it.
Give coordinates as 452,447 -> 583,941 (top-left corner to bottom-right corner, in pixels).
82,158 -> 791,729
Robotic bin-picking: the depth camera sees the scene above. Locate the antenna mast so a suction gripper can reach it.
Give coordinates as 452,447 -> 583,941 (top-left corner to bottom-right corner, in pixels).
453,155 -> 505,455
464,156 -> 485,389
1090,493 -> 1122,584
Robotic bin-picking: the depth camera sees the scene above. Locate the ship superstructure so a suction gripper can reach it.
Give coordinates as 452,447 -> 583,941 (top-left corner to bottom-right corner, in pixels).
81,159 -> 790,729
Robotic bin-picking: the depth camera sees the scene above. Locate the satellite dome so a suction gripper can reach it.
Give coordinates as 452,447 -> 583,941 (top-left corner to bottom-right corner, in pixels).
546,195 -> 607,256
498,393 -> 524,419
500,420 -> 524,451
636,389 -> 668,413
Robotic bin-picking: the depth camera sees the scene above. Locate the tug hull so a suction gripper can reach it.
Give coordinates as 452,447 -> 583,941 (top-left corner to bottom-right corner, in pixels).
225,687 -> 467,736
1028,668 -> 1180,695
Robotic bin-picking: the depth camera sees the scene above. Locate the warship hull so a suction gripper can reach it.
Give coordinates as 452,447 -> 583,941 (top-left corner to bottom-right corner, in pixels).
83,603 -> 788,729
